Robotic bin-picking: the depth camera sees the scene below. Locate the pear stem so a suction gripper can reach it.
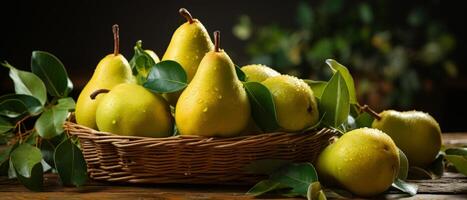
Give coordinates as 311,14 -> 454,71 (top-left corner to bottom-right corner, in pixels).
214,31 -> 220,52
359,104 -> 382,120
90,89 -> 110,100
179,8 -> 194,24
112,24 -> 119,56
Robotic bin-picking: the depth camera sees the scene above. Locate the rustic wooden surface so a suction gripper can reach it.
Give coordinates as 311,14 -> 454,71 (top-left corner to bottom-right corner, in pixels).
0,133 -> 466,200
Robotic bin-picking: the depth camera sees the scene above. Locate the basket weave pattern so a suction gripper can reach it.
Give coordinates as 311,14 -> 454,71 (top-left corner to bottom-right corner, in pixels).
65,122 -> 337,185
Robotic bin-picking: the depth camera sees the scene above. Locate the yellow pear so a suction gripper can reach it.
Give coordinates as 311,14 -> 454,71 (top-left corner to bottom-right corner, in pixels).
316,128 -> 400,197
175,31 -> 250,137
242,64 -> 280,82
262,75 -> 319,131
162,8 -> 215,105
372,110 -> 442,167
75,25 -> 134,129
94,83 -> 173,137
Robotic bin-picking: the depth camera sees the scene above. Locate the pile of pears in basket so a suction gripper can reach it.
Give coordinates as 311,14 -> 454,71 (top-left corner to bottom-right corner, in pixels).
74,8 -> 443,197
75,8 -> 320,137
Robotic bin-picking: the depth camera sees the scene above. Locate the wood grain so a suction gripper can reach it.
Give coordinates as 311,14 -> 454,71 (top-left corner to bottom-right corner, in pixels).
0,133 -> 465,199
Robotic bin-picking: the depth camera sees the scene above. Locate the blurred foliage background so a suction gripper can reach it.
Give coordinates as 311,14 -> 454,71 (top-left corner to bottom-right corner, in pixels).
233,0 -> 460,112
0,0 -> 465,131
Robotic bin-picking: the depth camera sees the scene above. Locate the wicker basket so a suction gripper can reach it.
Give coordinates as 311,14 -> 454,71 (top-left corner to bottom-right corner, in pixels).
64,122 -> 337,185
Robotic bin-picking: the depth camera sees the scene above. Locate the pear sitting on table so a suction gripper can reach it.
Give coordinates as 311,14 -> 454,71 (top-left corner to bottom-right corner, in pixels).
369,108 -> 442,168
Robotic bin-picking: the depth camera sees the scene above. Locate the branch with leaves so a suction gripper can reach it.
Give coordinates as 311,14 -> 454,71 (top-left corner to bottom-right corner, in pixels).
0,51 -> 87,191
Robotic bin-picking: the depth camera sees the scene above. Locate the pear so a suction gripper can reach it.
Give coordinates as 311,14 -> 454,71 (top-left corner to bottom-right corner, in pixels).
371,110 -> 442,167
262,75 -> 319,131
242,64 -> 280,82
162,8 -> 215,105
316,128 -> 400,197
75,25 -> 134,129
94,83 -> 173,137
175,31 -> 250,137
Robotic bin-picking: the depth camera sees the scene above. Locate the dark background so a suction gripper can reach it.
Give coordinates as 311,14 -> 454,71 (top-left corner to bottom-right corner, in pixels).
1,0 -> 466,131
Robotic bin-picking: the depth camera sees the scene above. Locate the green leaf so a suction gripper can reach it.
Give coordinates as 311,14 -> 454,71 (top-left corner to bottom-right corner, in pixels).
270,163 -> 318,197
34,102 -> 70,139
40,134 -> 66,168
398,148 -> 409,180
323,188 -> 353,199
41,140 -> 56,168
244,159 -> 291,174
9,143 -> 44,191
355,111 -> 374,128
13,160 -> 43,191
303,80 -> 327,99
0,146 -> 12,176
319,72 -> 350,128
54,138 -> 88,186
31,51 -> 69,97
0,117 -> 14,133
64,78 -> 74,96
392,179 -> 418,196
0,146 -> 12,168
10,143 -> 42,178
243,82 -> 279,132
429,153 -> 444,178
445,148 -> 467,156
235,65 -> 246,82
130,40 -> 157,84
143,60 -> 188,93
247,180 -> 284,196
2,62 -> 47,105
0,94 -> 43,118
307,182 -> 324,200
325,59 -> 357,104
55,97 -> 76,111
445,155 -> 467,175
8,160 -> 17,179
317,190 -> 327,200
408,166 -> 434,179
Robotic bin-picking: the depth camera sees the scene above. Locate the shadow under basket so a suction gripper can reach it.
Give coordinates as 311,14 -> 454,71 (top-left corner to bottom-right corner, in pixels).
64,122 -> 338,185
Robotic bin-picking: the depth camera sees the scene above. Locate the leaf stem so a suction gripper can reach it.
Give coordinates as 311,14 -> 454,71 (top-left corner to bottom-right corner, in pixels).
90,89 -> 110,100
112,24 -> 120,56
359,104 -> 381,120
179,8 -> 194,24
214,31 -> 221,52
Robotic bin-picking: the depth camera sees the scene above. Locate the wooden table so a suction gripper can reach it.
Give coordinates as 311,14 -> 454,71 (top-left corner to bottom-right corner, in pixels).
1,133 -> 466,200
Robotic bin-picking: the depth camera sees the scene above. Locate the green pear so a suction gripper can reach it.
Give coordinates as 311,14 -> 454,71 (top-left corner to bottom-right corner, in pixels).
162,8 -> 215,105
241,64 -> 280,82
262,75 -> 319,131
95,83 -> 173,137
372,110 -> 442,167
75,25 -> 134,129
175,31 -> 250,137
317,128 -> 400,197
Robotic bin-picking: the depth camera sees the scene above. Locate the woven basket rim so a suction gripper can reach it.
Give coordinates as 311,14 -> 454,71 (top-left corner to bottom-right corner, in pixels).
64,121 -> 338,185
65,121 -> 334,142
